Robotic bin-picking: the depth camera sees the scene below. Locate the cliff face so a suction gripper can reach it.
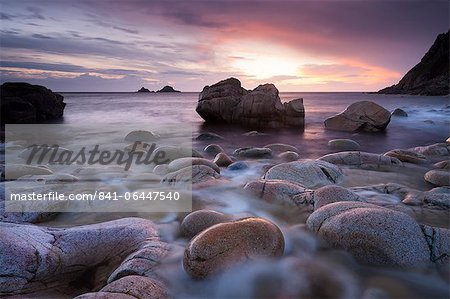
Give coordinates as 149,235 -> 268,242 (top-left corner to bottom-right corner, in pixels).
378,30 -> 449,96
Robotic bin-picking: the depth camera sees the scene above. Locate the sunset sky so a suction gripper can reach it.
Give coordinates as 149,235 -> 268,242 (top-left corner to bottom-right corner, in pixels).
0,0 -> 448,92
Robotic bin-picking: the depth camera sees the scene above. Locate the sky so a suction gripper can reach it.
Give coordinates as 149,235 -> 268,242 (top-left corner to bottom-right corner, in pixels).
0,0 -> 448,92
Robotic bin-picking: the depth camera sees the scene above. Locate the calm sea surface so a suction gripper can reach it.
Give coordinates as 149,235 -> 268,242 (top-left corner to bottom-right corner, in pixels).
60,92 -> 450,157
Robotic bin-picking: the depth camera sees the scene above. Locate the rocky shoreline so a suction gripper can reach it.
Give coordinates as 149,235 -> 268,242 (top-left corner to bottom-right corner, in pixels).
1,128 -> 449,298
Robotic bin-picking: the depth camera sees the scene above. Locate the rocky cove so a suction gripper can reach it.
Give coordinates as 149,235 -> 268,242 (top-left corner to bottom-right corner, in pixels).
0,79 -> 449,299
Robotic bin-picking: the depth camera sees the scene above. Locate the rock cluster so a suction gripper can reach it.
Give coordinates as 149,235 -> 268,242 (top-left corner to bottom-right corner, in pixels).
195,78 -> 304,128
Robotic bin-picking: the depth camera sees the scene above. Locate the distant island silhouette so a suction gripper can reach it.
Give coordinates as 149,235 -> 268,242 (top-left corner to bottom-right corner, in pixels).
137,85 -> 180,93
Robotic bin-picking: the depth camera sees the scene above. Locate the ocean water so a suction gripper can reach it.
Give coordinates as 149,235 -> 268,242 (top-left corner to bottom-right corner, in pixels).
61,92 -> 450,157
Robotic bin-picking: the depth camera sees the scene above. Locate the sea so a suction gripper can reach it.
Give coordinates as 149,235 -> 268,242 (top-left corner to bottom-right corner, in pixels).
60,91 -> 450,158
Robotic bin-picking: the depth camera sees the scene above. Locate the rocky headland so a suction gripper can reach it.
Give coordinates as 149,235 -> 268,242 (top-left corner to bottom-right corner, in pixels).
378,30 -> 449,96
0,82 -> 65,124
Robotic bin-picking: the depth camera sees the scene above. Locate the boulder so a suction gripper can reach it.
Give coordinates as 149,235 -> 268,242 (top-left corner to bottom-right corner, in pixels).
420,225 -> 450,280
181,209 -> 231,238
307,202 -> 430,269
277,151 -> 299,162
233,147 -> 272,159
196,78 -> 304,128
213,152 -> 233,167
424,170 -> 450,187
384,149 -> 427,164
1,82 -> 65,123
312,185 -> 362,210
214,257 -> 361,299
327,139 -> 361,151
5,164 -> 53,180
243,179 -> 310,206
124,130 -> 160,142
324,101 -> 391,132
75,276 -> 168,299
203,144 -> 225,156
227,161 -> 249,171
0,218 -> 166,295
183,217 -> 284,278
263,160 -> 343,188
410,143 -> 450,157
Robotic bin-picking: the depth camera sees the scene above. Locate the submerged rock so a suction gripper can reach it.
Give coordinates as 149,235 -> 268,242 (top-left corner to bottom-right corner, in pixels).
312,185 -> 362,210
392,108 -> 408,117
195,78 -> 304,128
196,132 -> 224,141
0,218 -> 166,295
324,101 -> 391,132
327,139 -> 361,151
263,143 -> 299,154
307,202 -> 430,269
1,82 -> 65,123
183,217 -> 284,278
181,209 -> 231,238
264,160 -> 343,189
5,164 -> 53,180
233,147 -> 272,159
214,257 -> 361,299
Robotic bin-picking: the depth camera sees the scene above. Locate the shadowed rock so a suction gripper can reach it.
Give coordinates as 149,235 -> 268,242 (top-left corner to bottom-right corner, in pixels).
1,82 -> 65,123
378,30 -> 449,96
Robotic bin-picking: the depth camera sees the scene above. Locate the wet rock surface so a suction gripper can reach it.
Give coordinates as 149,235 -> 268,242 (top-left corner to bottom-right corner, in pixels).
183,217 -> 284,278
324,101 -> 391,132
0,218 -> 166,296
307,202 -> 431,269
264,160 -> 343,188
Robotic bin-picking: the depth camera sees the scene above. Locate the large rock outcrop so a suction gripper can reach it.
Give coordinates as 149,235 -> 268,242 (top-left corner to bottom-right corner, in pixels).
324,101 -> 391,132
1,82 -> 65,123
378,30 -> 449,96
196,78 -> 304,128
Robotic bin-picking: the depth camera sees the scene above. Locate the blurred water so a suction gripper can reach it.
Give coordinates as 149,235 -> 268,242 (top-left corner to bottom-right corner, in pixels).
61,92 -> 450,157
